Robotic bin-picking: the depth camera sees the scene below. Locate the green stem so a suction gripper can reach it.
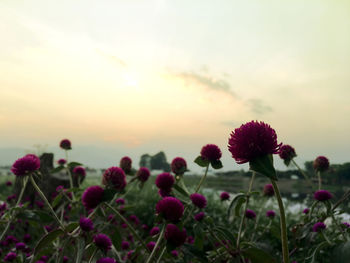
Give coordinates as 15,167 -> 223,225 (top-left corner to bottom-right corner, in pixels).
88,248 -> 97,263
65,150 -> 76,201
317,171 -> 322,190
291,159 -> 313,189
320,231 -> 332,245
251,198 -> 267,241
270,180 -> 289,263
156,247 -> 166,263
179,177 -> 190,195
331,213 -> 348,241
236,172 -> 255,248
29,175 -> 65,230
145,224 -> 165,263
195,164 -> 209,193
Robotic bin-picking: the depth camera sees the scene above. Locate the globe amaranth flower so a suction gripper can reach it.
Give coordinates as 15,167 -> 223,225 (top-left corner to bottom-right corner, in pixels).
263,184 -> 275,197
200,144 -> 222,161
57,159 -> 66,165
171,157 -> 187,175
165,224 -> 187,247
312,222 -> 326,232
190,193 -> 207,209
136,167 -> 150,182
4,252 -> 17,262
97,258 -> 116,263
171,250 -> 179,257
11,154 -> 40,177
15,242 -> 26,250
119,156 -> 132,174
102,167 -> 126,191
79,217 -> 94,231
187,236 -> 194,244
314,190 -> 332,202
313,156 -> 330,172
220,192 -> 230,201
129,215 -> 140,225
228,121 -> 281,164
94,234 -> 112,252
155,173 -> 175,191
194,212 -> 205,221
121,241 -> 130,250
60,139 -> 71,150
6,181 -> 12,186
149,226 -> 160,236
158,189 -> 172,198
82,186 -> 104,210
63,256 -> 69,263
245,209 -> 256,219
342,222 -> 350,228
115,198 -> 125,205
302,208 -> 310,214
23,234 -> 31,243
146,241 -> 156,251
156,197 -> 184,222
266,210 -> 276,218
73,166 -> 86,178
279,144 -> 297,161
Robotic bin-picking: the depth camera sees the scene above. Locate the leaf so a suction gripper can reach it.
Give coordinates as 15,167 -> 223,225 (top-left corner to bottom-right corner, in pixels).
215,226 -> 236,244
50,166 -> 65,174
211,160 -> 223,169
183,244 -> 209,262
101,189 -> 117,202
306,241 -> 328,263
51,193 -> 62,208
75,237 -> 85,263
235,197 -> 246,217
227,193 -> 246,219
34,229 -> 64,255
173,184 -> 189,197
242,246 -> 277,263
194,156 -> 209,167
283,159 -> 291,167
65,222 -> 79,233
249,154 -> 277,180
111,228 -> 122,249
194,224 -> 204,250
67,162 -> 83,169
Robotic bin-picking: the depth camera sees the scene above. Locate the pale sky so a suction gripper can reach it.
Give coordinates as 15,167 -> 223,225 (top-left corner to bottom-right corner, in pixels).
1,0 -> 350,171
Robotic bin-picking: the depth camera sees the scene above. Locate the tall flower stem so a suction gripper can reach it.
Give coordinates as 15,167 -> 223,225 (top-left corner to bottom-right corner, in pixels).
270,180 -> 289,263
0,176 -> 29,241
29,175 -> 65,230
236,172 -> 255,249
145,224 -> 165,263
65,150 -> 76,201
156,247 -> 166,263
291,159 -> 313,189
317,171 -> 322,190
195,164 -> 209,193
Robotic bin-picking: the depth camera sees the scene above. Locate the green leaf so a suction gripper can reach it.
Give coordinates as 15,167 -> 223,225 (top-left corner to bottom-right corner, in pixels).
227,193 -> 246,219
75,238 -> 85,263
101,189 -> 117,202
173,184 -> 189,197
249,154 -> 277,180
306,241 -> 329,263
50,166 -> 65,174
34,229 -> 64,255
235,197 -> 246,217
65,222 -> 79,233
194,156 -> 209,167
67,162 -> 83,169
111,228 -> 122,249
210,159 -> 223,169
283,159 -> 291,167
194,224 -> 204,250
242,246 -> 277,263
51,193 -> 62,208
215,226 -> 236,244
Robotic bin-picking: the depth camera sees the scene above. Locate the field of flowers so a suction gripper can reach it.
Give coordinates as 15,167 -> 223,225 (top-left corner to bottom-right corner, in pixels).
1,121 -> 350,263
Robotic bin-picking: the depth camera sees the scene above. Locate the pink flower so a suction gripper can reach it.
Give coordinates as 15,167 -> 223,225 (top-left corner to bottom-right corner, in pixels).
79,217 -> 94,232
73,166 -> 86,177
120,156 -> 132,174
245,209 -> 256,219
121,241 -> 130,250
155,173 -> 175,191
57,159 -> 66,165
94,234 -> 112,252
200,144 -> 222,161
59,139 -> 71,150
146,241 -> 156,251
194,212 -> 205,221
137,167 -> 150,182
82,186 -> 104,210
312,222 -> 326,232
279,145 -> 297,161
165,224 -> 187,247
102,167 -> 126,191
313,156 -> 329,172
190,193 -> 207,209
266,210 -> 276,218
156,197 -> 184,222
314,190 -> 332,201
263,184 -> 275,197
11,154 -> 40,177
220,192 -> 230,201
149,227 -> 160,236
171,157 -> 187,175
97,258 -> 116,263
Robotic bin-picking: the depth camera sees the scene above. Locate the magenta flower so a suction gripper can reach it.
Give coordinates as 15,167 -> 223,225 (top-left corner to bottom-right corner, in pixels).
228,121 -> 281,164
156,197 -> 184,222
245,209 -> 256,219
314,190 -> 332,202
279,145 -> 297,161
73,166 -> 86,177
57,159 -> 66,165
190,193 -> 207,209
165,224 -> 187,247
23,234 -> 31,243
194,212 -> 205,221
171,157 -> 187,175
263,184 -> 275,197
115,198 -> 125,205
60,139 -> 71,150
120,156 -> 132,174
187,235 -> 194,244
147,241 -> 156,251
200,144 -> 222,161
4,252 -> 17,262
94,234 -> 112,252
342,222 -> 350,228
220,192 -> 230,201
63,256 -> 69,263
129,215 -> 140,225
313,156 -> 329,172
137,167 -> 150,182
121,241 -> 130,250
11,154 -> 40,177
15,242 -> 26,250
158,189 -> 172,198
102,167 -> 126,191
155,173 -> 175,191
149,226 -> 160,236
6,181 -> 12,186
79,217 -> 94,231
82,186 -> 104,210
302,208 -> 310,214
266,210 -> 276,218
312,222 -> 326,232
97,258 -> 116,263
171,250 -> 179,257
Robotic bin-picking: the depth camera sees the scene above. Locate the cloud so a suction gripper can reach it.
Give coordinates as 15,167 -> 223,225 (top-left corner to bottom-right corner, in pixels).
95,49 -> 127,67
246,99 -> 273,115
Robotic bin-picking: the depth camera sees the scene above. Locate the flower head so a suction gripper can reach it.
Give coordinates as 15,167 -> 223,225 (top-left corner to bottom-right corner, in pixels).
263,184 -> 275,197
171,250 -> 179,257
156,197 -> 184,222
94,234 -> 112,252
6,181 -> 12,186
96,258 -> 116,263
158,189 -> 172,198
220,192 -> 230,201
82,186 -> 104,210
115,198 -> 125,205
79,217 -> 94,232
190,193 -> 207,209
4,252 -> 17,262
155,173 -> 175,191
200,144 -> 222,161
313,156 -> 330,172
119,156 -> 132,174
121,241 -> 130,250
73,166 -> 86,178
165,224 -> 187,247
266,210 -> 276,218
194,212 -> 205,221
171,157 -> 187,175
137,167 -> 150,182
279,144 -> 297,162
312,222 -> 326,232
342,222 -> 350,228
57,159 -> 66,165
228,121 -> 281,164
15,242 -> 26,250
314,190 -> 332,202
102,167 -> 126,191
60,139 -> 71,150
146,241 -> 156,251
303,208 -> 310,214
11,154 -> 40,177
245,209 -> 256,219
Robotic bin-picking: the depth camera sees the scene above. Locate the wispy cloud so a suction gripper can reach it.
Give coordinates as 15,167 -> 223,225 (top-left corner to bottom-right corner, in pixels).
95,49 -> 127,67
246,99 -> 273,115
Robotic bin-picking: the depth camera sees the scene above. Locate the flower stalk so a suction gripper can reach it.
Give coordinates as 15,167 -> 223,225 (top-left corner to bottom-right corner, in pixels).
145,224 -> 165,263
195,164 -> 209,193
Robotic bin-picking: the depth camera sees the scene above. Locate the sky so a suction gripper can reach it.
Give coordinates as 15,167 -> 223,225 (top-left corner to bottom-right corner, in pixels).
1,0 -> 350,172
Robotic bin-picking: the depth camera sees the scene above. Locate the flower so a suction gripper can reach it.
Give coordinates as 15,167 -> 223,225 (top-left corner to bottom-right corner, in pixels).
155,173 -> 175,191
263,184 -> 275,197
11,154 -> 40,177
266,210 -> 276,218
187,236 -> 194,244
158,189 -> 172,198
165,224 -> 187,247
194,212 -> 205,221
313,156 -> 330,172
220,192 -> 230,201
314,190 -> 332,202
73,166 -> 86,177
147,241 -> 156,251
60,139 -> 71,150
82,186 -> 104,210
115,198 -> 125,205
137,167 -> 150,182
171,157 -> 187,175
57,159 -> 66,165
79,217 -> 94,231
15,242 -> 26,250
6,181 -> 12,186
63,256 -> 69,263
149,226 -> 160,236
228,121 -> 281,164
190,193 -> 207,209
94,234 -> 112,251
200,144 -> 222,161
121,241 -> 130,250
302,208 -> 310,214
23,234 -> 31,243
156,197 -> 184,222
171,250 -> 179,257
342,222 -> 350,228
245,209 -> 256,219
120,156 -> 132,174
97,258 -> 116,263
129,215 -> 140,225
4,252 -> 17,262
279,144 -> 297,161
102,167 -> 126,191
312,222 -> 326,232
